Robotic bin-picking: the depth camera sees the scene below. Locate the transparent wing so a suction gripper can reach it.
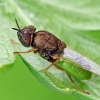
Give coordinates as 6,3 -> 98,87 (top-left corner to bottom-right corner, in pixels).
62,47 -> 100,76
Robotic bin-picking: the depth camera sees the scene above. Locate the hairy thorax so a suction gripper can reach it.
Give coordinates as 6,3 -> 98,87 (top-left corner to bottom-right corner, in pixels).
31,31 -> 66,62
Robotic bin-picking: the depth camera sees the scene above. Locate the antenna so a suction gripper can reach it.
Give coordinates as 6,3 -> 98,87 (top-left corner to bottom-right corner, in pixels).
15,18 -> 20,30
12,18 -> 21,31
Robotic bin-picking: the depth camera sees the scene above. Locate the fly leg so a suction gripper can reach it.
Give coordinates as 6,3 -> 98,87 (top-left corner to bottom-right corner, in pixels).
66,72 -> 90,95
14,48 -> 38,54
10,39 -> 38,54
44,53 -> 60,73
44,62 -> 90,94
44,59 -> 59,73
10,39 -> 21,44
54,64 -> 90,95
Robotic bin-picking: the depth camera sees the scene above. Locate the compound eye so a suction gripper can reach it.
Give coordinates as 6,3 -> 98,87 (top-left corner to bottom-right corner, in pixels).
22,32 -> 32,47
17,31 -> 31,47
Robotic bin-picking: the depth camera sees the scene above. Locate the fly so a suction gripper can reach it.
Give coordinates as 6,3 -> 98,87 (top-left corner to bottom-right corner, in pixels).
12,18 -> 100,95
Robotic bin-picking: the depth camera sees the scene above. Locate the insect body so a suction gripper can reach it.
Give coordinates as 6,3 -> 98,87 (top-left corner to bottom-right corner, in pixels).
12,19 -> 66,63
12,19 -> 100,95
32,31 -> 66,62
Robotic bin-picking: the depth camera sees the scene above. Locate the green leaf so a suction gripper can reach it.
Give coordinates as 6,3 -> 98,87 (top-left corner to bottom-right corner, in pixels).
1,0 -> 100,100
0,23 -> 15,75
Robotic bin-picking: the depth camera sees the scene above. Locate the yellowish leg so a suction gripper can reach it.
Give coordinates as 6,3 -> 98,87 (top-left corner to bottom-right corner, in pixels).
10,39 -> 38,54
54,64 -> 90,95
14,49 -> 34,54
10,39 -> 21,44
44,60 -> 59,73
44,61 -> 90,95
14,48 -> 38,54
66,72 -> 90,94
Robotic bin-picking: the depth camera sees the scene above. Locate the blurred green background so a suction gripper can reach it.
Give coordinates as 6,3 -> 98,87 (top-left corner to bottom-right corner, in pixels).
0,56 -> 78,100
0,0 -> 100,100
